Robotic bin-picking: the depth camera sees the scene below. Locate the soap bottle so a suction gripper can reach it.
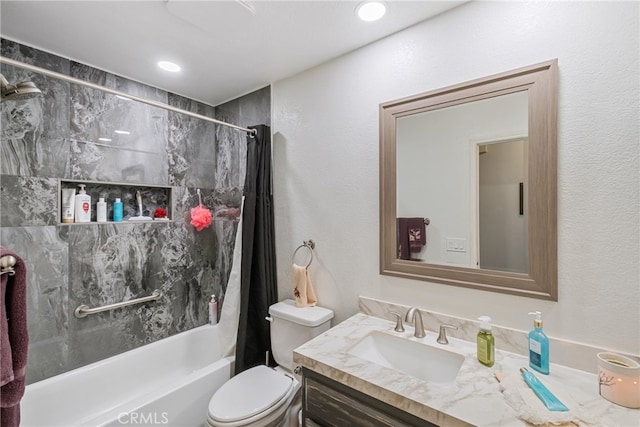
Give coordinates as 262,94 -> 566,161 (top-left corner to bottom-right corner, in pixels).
477,315 -> 495,367
528,311 -> 549,374
113,198 -> 123,222
74,184 -> 91,223
96,197 -> 107,223
208,295 -> 218,325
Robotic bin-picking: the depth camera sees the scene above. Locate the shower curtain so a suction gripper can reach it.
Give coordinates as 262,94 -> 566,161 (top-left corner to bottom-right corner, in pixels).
235,124 -> 278,374
217,196 -> 244,358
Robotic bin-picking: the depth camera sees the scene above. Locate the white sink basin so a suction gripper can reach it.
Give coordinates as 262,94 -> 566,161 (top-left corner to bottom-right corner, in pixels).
347,331 -> 465,383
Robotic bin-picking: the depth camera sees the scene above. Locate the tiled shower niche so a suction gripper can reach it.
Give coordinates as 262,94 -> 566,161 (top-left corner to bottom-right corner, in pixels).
59,180 -> 173,223
0,38 -> 271,383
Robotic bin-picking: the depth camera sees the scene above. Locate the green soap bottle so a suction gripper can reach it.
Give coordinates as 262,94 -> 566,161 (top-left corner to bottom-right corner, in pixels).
477,315 -> 495,367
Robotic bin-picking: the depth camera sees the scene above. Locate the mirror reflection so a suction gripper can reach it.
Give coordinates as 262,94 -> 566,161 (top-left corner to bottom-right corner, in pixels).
478,138 -> 528,272
396,91 -> 528,273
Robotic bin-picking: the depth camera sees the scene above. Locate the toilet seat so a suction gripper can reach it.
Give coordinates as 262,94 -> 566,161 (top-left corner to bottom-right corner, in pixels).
207,365 -> 295,426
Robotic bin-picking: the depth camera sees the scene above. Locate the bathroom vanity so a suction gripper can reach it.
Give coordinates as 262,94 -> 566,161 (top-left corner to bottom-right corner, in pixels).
302,367 -> 435,427
294,298 -> 639,426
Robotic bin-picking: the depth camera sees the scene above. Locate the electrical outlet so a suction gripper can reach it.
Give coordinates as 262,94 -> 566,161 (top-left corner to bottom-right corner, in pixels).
446,238 -> 466,253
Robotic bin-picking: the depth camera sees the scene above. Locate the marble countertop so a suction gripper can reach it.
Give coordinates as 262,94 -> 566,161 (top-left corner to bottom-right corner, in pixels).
293,313 -> 639,426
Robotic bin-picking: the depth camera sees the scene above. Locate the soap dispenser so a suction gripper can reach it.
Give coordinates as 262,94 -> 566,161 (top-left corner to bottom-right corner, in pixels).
74,184 -> 91,223
528,311 -> 549,374
477,316 -> 495,367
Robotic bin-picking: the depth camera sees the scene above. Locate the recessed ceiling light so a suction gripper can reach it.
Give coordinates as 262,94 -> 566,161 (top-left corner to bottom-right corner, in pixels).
98,137 -> 112,142
157,61 -> 181,73
114,130 -> 131,135
356,1 -> 386,22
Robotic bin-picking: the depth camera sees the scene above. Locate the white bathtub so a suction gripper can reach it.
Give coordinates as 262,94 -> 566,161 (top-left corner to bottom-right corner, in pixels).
21,325 -> 234,427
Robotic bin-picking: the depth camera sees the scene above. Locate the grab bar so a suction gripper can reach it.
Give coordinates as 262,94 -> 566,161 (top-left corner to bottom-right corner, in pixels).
74,290 -> 163,318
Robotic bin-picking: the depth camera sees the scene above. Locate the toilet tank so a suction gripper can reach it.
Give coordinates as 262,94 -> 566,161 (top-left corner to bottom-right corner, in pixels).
268,299 -> 334,371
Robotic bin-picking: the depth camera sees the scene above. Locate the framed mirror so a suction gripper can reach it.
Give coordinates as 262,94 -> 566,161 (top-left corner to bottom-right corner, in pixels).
379,59 -> 558,300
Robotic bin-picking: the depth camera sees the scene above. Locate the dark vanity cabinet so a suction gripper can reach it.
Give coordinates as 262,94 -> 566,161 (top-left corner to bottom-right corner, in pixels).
301,368 -> 436,427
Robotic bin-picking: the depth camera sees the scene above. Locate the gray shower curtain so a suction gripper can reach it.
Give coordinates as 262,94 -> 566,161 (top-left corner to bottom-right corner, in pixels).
235,124 -> 278,374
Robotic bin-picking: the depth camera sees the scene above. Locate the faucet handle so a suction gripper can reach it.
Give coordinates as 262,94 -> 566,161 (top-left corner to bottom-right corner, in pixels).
389,311 -> 405,332
437,324 -> 458,345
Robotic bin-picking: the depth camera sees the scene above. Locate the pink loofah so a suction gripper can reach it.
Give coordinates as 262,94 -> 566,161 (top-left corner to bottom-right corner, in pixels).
190,205 -> 212,231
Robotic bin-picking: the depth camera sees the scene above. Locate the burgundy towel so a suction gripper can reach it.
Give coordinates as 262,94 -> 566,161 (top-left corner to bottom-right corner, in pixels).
397,218 -> 410,260
0,403 -> 20,427
407,217 -> 426,253
397,218 -> 426,260
0,247 -> 28,427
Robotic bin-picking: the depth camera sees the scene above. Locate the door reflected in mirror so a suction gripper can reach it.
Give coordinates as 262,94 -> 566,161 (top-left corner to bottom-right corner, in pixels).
396,91 -> 528,273
478,138 -> 528,273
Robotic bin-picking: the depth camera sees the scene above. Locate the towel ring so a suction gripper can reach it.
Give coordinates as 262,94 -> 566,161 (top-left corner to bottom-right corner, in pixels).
292,240 -> 315,268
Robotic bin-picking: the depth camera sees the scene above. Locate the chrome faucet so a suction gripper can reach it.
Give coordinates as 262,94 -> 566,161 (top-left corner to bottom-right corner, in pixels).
404,307 -> 426,338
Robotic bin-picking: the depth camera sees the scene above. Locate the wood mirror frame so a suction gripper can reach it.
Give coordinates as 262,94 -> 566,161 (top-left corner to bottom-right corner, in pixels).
379,59 -> 558,300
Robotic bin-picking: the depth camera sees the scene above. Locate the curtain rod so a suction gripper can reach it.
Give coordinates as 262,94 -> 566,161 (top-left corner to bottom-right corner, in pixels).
0,56 -> 256,135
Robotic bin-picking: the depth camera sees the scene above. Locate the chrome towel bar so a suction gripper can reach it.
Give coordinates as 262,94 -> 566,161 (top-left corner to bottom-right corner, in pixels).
74,290 -> 163,318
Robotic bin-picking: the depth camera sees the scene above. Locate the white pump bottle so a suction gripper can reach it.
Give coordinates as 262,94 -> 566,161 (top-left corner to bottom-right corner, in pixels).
74,184 -> 92,223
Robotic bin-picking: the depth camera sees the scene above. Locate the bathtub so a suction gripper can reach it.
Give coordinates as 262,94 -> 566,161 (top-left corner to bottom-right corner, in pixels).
21,325 -> 234,427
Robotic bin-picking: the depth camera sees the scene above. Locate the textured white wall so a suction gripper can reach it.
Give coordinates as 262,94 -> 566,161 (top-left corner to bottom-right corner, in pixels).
272,1 -> 639,355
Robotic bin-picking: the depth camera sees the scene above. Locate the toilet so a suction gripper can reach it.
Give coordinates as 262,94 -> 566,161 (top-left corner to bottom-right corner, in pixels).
206,299 -> 334,427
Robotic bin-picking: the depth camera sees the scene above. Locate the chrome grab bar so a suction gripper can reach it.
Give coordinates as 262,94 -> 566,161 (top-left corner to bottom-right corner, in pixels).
74,290 -> 163,318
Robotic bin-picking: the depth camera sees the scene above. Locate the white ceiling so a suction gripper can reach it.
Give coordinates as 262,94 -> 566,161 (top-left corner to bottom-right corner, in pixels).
0,1 -> 465,106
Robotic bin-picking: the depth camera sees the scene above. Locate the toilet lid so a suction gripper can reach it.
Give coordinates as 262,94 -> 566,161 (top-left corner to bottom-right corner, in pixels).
208,365 -> 294,423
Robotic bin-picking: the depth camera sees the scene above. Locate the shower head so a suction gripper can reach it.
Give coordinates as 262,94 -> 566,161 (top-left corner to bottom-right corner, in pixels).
1,73 -> 42,102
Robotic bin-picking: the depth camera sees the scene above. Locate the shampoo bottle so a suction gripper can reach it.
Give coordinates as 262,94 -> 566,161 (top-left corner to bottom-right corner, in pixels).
528,311 -> 550,374
74,184 -> 91,223
61,188 -> 76,223
477,315 -> 495,367
113,198 -> 123,222
96,197 -> 107,222
209,295 -> 218,325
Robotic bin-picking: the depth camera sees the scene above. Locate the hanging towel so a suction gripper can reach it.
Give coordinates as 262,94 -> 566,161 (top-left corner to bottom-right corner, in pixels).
0,247 -> 29,427
397,218 -> 410,260
397,217 -> 426,260
292,264 -> 317,308
408,217 -> 426,253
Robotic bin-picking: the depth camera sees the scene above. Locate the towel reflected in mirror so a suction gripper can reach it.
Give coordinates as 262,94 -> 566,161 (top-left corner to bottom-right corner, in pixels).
397,217 -> 426,260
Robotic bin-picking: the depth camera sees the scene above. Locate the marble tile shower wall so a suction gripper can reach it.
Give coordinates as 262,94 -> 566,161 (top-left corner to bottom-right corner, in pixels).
0,39 -> 271,383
